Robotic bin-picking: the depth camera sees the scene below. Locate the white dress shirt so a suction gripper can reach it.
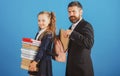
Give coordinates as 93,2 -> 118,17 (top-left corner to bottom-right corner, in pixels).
71,17 -> 82,30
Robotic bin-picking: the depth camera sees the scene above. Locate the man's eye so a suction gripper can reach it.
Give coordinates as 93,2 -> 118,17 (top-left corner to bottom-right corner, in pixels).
38,20 -> 40,22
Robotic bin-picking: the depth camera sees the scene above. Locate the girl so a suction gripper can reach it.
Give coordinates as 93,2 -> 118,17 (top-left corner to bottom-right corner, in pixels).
28,11 -> 56,76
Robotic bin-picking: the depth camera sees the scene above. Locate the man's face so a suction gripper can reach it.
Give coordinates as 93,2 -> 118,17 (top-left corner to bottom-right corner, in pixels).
68,6 -> 82,23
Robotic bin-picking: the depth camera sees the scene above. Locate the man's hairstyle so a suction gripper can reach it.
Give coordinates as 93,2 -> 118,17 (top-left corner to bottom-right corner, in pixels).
68,1 -> 83,9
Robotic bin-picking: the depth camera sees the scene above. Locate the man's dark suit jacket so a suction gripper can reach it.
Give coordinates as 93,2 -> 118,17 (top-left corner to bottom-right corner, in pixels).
66,19 -> 94,76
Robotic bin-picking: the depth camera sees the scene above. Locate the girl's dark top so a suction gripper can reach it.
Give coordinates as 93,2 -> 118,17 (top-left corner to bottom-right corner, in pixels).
28,31 -> 54,76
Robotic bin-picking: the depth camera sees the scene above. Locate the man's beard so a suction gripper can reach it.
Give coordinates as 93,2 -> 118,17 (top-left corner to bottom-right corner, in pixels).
69,16 -> 80,23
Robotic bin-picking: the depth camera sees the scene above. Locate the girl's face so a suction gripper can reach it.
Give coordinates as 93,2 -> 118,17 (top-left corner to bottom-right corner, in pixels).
38,14 -> 50,29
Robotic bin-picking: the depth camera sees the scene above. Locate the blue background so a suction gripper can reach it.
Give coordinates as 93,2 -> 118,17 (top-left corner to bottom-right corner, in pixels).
0,0 -> 120,76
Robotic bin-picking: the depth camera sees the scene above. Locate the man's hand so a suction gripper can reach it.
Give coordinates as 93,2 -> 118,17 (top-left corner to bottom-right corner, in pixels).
64,30 -> 72,38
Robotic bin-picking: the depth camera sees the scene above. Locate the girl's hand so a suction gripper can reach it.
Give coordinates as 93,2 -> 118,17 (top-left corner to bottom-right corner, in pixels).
29,61 -> 38,71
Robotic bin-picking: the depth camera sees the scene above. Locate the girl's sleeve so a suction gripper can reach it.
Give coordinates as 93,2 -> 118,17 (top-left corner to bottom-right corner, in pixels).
34,33 -> 52,62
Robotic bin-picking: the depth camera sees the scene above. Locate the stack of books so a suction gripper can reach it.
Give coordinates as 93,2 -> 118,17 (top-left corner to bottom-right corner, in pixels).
21,38 -> 41,70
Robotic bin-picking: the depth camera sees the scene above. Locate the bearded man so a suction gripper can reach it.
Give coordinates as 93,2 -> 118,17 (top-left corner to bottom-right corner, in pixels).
64,1 -> 94,76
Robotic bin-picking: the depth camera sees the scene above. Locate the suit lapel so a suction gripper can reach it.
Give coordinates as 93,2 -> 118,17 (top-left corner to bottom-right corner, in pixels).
74,19 -> 84,31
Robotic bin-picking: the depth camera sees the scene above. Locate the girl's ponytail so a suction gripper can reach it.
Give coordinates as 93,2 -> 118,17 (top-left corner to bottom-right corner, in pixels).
49,12 -> 56,38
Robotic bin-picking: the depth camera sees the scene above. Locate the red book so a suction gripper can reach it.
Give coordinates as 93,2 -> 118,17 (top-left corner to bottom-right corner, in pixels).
22,38 -> 32,43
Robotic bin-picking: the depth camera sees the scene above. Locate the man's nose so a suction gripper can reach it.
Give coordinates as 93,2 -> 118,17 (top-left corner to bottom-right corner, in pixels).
69,12 -> 74,16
